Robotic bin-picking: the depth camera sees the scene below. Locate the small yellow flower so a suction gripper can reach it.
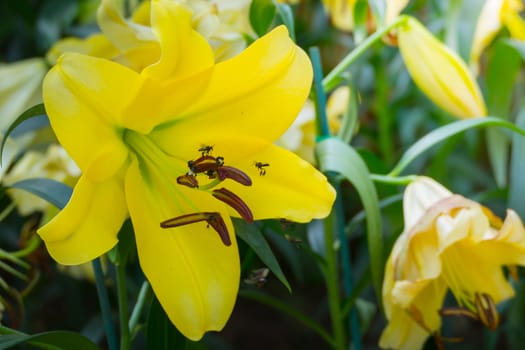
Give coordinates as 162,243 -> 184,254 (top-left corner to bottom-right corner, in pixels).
39,0 -> 335,340
470,0 -> 525,73
380,176 -> 525,349
397,16 -> 487,118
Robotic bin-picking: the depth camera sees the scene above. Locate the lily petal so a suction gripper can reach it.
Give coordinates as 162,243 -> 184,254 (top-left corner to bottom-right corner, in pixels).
152,25 -> 312,157
142,0 -> 214,82
226,143 -> 335,222
43,53 -> 165,180
125,159 -> 239,340
37,174 -> 127,265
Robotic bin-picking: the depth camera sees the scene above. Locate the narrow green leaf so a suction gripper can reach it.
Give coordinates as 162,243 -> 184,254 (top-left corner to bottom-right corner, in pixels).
353,0 -> 368,44
275,2 -> 295,41
249,0 -> 276,37
8,178 -> 72,210
234,219 -> 291,292
485,40 -> 522,187
316,137 -> 383,302
503,38 -> 525,62
0,330 -> 99,350
509,108 -> 525,217
486,40 -> 522,117
388,117 -> 525,177
0,103 -> 46,165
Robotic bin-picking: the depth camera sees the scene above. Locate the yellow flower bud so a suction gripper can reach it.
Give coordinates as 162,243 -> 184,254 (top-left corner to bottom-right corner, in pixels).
397,16 -> 487,118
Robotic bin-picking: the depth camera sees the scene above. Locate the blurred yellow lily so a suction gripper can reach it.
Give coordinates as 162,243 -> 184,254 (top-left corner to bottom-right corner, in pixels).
470,0 -> 525,73
0,58 -> 47,133
39,0 -> 335,340
397,16 -> 487,119
380,176 -> 525,349
4,144 -> 80,221
277,86 -> 349,163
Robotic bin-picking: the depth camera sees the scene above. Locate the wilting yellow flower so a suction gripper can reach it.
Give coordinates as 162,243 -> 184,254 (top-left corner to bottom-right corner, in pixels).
397,16 -> 487,119
39,0 -> 334,340
277,86 -> 348,163
0,58 -> 47,132
380,176 -> 525,349
470,0 -> 525,73
3,144 -> 80,220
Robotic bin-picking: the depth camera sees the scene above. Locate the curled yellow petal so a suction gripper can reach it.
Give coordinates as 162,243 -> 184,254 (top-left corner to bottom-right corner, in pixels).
397,16 -> 487,118
37,175 -> 127,265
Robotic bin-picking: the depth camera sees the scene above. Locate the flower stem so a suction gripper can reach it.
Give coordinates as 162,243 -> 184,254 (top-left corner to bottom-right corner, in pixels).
129,280 -> 151,336
117,262 -> 130,350
310,47 -> 349,350
92,259 -> 118,350
322,207 -> 346,350
370,174 -> 416,185
322,15 -> 408,92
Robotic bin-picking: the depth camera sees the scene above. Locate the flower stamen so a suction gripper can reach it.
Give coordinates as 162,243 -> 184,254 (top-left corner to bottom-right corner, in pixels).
160,211 -> 231,246
212,187 -> 253,223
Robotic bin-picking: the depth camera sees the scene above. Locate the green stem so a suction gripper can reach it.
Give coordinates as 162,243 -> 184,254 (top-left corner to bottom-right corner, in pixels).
239,289 -> 336,348
332,178 -> 362,350
12,235 -> 41,260
323,209 -> 346,350
117,262 -> 130,350
310,47 -> 349,350
93,259 -> 118,350
370,174 -> 416,185
322,15 -> 409,92
129,281 -> 151,336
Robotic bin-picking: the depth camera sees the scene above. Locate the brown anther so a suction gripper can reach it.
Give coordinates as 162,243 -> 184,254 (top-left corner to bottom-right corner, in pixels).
212,187 -> 253,223
475,293 -> 499,330
160,211 -> 231,246
216,166 -> 252,186
176,174 -> 198,188
188,155 -> 221,174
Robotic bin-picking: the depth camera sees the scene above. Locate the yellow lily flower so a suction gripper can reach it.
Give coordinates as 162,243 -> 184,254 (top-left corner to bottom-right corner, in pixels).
380,176 -> 525,349
397,16 -> 487,119
470,0 -> 525,73
39,0 -> 335,340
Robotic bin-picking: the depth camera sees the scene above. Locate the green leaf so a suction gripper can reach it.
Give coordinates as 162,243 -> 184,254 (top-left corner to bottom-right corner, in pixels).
484,40 -> 522,187
234,219 -> 291,292
316,137 -> 383,302
8,178 -> 72,210
146,295 -> 187,350
486,40 -> 522,117
275,2 -> 295,41
388,117 -> 525,177
353,0 -> 368,44
107,219 -> 136,266
249,0 -> 276,37
0,103 -> 46,165
0,330 -> 99,350
503,38 -> 525,62
509,108 -> 525,217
